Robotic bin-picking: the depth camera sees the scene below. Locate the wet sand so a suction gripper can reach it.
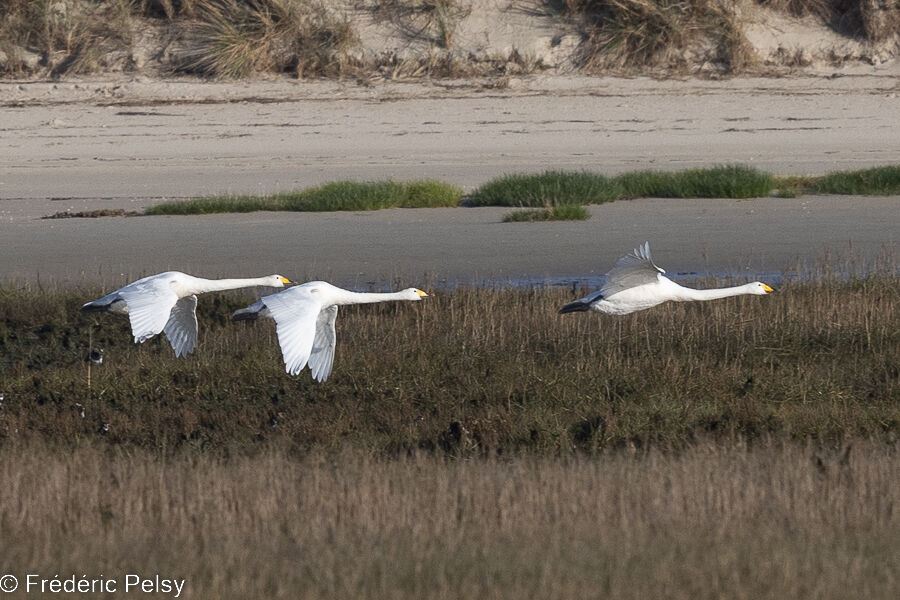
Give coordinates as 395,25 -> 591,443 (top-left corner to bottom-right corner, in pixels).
3,197 -> 896,287
1,74 -> 898,287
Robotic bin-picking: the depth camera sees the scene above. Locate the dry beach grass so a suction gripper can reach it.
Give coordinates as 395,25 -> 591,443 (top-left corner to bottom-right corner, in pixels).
1,0 -> 897,78
0,441 -> 896,599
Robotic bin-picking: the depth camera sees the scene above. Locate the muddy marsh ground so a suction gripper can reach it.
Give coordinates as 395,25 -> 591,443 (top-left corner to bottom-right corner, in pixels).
0,268 -> 897,453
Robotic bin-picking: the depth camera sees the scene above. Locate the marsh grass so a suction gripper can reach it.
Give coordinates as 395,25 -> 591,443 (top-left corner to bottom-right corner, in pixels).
472,165 -> 774,207
138,165 -> 899,216
0,440 -> 896,599
144,179 -> 463,215
1,258 -> 897,596
502,204 -> 590,221
0,264 -> 896,454
144,194 -> 279,215
775,166 -> 900,197
808,165 -> 900,195
467,170 -> 623,207
280,179 -> 463,210
615,164 -> 775,198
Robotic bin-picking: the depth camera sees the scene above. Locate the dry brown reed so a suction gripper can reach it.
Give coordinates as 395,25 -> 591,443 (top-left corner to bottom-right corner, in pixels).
557,0 -> 760,74
0,0 -> 135,75
0,440 -> 896,598
375,0 -> 472,49
757,0 -> 900,41
180,0 -> 357,78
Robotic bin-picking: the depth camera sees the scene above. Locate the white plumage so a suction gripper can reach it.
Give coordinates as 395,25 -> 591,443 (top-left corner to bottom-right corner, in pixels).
233,281 -> 428,382
82,271 -> 291,357
560,242 -> 774,316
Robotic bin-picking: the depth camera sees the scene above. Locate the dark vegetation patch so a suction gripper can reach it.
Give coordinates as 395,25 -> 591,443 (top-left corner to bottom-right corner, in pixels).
502,204 -> 590,222
43,208 -> 140,219
0,272 -> 896,456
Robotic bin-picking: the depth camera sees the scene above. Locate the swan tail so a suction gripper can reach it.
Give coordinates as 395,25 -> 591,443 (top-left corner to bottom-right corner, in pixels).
81,295 -> 127,313
81,301 -> 109,313
559,300 -> 592,314
232,300 -> 268,322
232,307 -> 259,322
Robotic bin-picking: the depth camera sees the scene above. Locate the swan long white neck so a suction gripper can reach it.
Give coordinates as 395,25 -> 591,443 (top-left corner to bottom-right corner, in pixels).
191,277 -> 277,294
335,290 -> 413,305
677,283 -> 758,302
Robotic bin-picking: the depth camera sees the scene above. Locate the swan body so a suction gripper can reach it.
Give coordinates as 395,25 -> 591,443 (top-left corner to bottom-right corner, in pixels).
82,272 -> 291,357
233,281 -> 428,382
560,242 -> 774,316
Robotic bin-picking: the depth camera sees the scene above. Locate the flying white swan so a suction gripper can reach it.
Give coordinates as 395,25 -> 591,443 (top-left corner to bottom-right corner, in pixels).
82,272 -> 292,357
232,281 -> 428,382
559,242 -> 774,316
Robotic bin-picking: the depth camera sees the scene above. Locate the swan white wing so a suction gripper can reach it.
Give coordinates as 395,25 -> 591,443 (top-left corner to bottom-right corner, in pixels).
600,241 -> 666,298
308,305 -> 338,383
163,295 -> 199,358
118,282 -> 180,344
262,289 -> 321,376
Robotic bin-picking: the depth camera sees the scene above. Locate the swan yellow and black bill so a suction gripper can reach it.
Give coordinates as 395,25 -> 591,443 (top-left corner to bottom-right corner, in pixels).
279,276 -> 292,284
762,284 -> 775,293
416,290 -> 429,297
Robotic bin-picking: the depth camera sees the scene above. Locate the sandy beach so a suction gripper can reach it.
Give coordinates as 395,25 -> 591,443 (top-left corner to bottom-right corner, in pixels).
1,73 -> 898,286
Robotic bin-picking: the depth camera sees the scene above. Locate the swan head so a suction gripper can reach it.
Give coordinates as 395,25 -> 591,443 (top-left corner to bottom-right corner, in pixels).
403,288 -> 429,301
750,282 -> 776,295
266,275 -> 293,288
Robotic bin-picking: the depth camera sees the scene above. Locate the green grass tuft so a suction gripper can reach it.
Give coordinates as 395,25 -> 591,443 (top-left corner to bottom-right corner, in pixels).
774,166 -> 900,197
142,165 -> 900,217
809,166 -> 900,196
144,195 -> 282,215
615,165 -> 775,199
399,179 -> 466,207
280,179 -> 462,211
502,204 -> 590,222
145,180 -> 463,215
467,170 -> 622,207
